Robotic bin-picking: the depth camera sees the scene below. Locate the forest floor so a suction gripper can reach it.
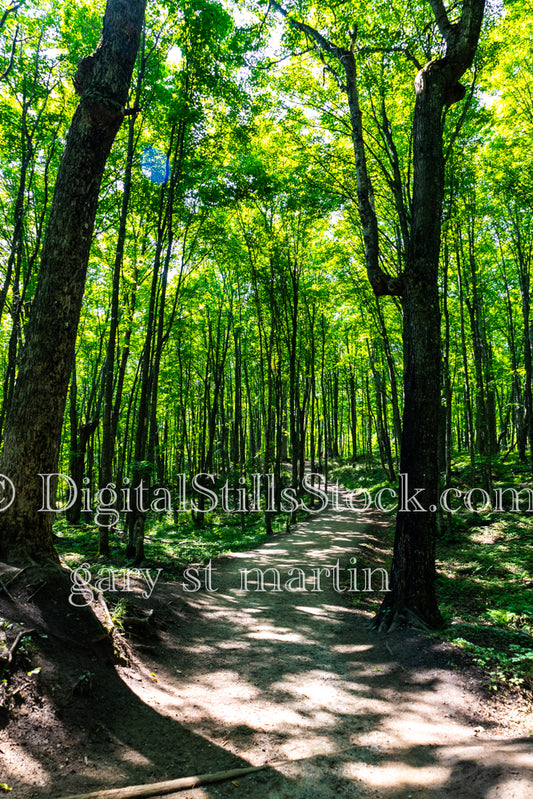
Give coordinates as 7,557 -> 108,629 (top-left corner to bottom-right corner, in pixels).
1,493 -> 533,799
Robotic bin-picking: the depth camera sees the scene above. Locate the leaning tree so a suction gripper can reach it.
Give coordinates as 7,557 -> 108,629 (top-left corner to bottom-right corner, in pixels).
0,0 -> 147,564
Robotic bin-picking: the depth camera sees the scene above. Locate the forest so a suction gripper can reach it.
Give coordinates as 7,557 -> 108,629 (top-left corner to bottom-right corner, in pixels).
0,0 -> 532,796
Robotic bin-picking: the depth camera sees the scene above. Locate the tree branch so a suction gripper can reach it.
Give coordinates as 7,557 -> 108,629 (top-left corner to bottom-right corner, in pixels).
255,46 -> 315,69
317,48 -> 346,91
0,1 -> 27,83
380,99 -> 410,254
270,0 -> 403,297
358,45 -> 422,71
453,0 -> 485,66
0,1 -> 25,32
270,0 -> 350,61
0,23 -> 18,81
426,0 -> 455,44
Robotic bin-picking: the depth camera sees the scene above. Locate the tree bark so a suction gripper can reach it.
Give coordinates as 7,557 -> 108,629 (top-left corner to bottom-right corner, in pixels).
99,48 -> 146,547
0,0 -> 146,564
375,1 -> 485,629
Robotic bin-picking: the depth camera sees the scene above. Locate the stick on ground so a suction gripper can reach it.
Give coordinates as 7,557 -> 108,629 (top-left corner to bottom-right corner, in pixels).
56,747 -> 356,799
57,764 -> 268,799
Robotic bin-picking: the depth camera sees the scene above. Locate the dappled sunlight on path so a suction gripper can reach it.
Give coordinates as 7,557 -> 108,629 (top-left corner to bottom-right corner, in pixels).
115,496 -> 533,798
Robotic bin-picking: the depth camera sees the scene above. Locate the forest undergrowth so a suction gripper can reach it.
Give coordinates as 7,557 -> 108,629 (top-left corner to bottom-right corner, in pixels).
46,456 -> 533,700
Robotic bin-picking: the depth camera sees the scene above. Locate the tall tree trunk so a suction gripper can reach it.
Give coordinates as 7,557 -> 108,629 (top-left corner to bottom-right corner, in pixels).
65,363 -> 100,526
375,23 -> 484,628
456,246 -> 475,465
442,239 -> 453,492
368,340 -> 395,481
348,371 -> 357,463
0,0 -> 146,564
512,213 -> 533,473
373,67 -> 445,628
99,47 -> 145,552
374,300 -> 402,461
272,0 -> 485,629
458,218 -> 494,490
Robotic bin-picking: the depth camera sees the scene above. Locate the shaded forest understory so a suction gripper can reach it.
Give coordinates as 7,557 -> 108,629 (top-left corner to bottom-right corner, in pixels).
51,457 -> 533,695
4,459 -> 531,705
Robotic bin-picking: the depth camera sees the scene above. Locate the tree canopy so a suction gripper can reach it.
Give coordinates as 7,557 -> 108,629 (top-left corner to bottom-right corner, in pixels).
0,0 -> 531,633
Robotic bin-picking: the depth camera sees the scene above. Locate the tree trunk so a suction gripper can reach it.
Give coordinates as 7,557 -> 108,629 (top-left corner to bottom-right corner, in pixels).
348,371 -> 357,462
456,245 -> 475,465
99,50 -> 145,547
513,213 -> 533,473
442,239 -> 453,498
368,340 -> 395,481
0,0 -> 146,564
375,53 -> 486,630
272,0 -> 485,628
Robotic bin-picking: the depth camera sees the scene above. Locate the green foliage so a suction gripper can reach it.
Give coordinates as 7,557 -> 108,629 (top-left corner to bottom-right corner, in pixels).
54,509 -> 284,570
110,597 -> 128,631
452,635 -> 533,691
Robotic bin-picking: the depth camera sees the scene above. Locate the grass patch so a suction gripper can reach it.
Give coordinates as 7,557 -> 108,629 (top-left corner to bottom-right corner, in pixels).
54,510 -> 288,574
330,461 -> 393,494
437,454 -> 533,692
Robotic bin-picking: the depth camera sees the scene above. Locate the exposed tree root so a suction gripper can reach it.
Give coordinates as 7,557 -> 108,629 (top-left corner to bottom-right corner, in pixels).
372,604 -> 443,633
0,627 -> 36,664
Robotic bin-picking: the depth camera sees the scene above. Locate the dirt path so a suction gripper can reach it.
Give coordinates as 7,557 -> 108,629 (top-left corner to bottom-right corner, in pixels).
118,498 -> 533,799
2,496 -> 532,798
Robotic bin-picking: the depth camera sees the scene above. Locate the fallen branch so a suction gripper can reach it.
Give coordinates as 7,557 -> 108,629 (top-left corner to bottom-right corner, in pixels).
0,576 -> 14,601
57,746 -> 356,799
57,764 -> 268,799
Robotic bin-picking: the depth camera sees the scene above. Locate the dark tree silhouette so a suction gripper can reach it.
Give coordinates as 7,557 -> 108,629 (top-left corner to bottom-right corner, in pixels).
0,0 -> 146,563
